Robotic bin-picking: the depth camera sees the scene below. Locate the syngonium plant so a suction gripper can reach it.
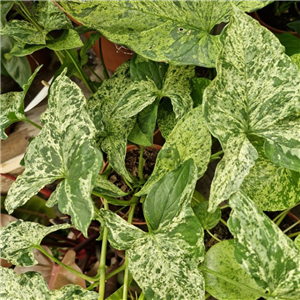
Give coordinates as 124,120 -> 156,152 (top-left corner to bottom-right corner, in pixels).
1,1 -> 300,300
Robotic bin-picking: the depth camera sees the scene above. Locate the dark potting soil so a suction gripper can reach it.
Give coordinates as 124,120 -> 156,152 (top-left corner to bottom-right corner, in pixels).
257,2 -> 300,31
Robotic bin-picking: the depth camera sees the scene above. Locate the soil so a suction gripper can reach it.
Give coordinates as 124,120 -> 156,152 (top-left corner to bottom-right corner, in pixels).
257,2 -> 300,31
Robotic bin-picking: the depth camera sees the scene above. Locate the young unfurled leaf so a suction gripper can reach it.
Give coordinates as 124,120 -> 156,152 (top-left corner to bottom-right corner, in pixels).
5,70 -> 103,236
228,191 -> 300,299
203,240 -> 265,300
1,66 -> 41,139
137,106 -> 211,196
241,139 -> 300,211
60,0 -> 271,68
203,7 -> 300,210
0,220 -> 71,266
99,160 -> 205,299
0,267 -> 99,300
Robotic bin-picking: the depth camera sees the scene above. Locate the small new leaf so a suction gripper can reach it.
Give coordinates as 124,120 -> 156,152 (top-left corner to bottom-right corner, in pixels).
0,220 -> 71,266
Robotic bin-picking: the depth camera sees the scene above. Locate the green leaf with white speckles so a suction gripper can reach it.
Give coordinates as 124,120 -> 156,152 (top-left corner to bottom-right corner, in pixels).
203,240 -> 264,300
0,220 -> 71,266
228,191 -> 300,299
291,53 -> 300,70
5,70 -> 103,236
137,106 -> 211,196
203,7 -> 300,210
295,236 -> 300,251
0,267 -> 99,300
100,161 -> 205,299
1,20 -> 47,45
241,139 -> 300,211
1,66 -> 42,140
33,0 -> 72,32
60,0 -> 271,68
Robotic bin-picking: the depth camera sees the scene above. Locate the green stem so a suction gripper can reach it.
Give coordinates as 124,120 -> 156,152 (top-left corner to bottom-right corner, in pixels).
138,146 -> 145,184
98,200 -> 109,300
105,264 -> 126,280
210,150 -> 224,162
23,118 -> 42,130
91,192 -> 139,206
219,218 -> 228,227
85,64 -> 103,83
35,245 -> 98,282
123,203 -> 136,300
98,37 -> 109,80
18,2 -> 43,31
206,229 -> 222,243
283,219 -> 300,234
287,231 -> 300,238
138,292 -> 145,300
200,265 -> 273,300
295,2 -> 300,16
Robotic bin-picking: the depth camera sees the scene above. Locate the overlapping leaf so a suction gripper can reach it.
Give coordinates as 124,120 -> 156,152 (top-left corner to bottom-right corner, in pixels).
137,106 -> 211,196
0,267 -> 99,300
228,191 -> 300,299
0,220 -> 71,266
1,66 -> 41,139
203,7 -> 300,210
203,240 -> 265,300
99,160 -> 205,300
5,70 -> 103,236
60,0 -> 271,67
241,139 -> 300,211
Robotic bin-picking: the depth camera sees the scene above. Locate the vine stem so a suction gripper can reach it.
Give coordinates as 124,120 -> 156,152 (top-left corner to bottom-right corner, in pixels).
210,150 -> 224,162
98,199 -> 109,300
35,245 -> 98,282
98,37 -> 109,80
23,117 -> 42,130
199,265 -> 273,300
123,203 -> 137,300
138,146 -> 145,184
206,229 -> 222,243
283,219 -> 300,234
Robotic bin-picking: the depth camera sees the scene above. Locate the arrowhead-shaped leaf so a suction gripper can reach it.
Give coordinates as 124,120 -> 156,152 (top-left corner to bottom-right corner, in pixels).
1,66 -> 41,139
203,240 -> 265,300
228,191 -> 300,299
0,220 -> 71,266
137,106 -> 211,196
0,267 -> 99,300
5,70 -> 103,236
99,160 -> 205,299
203,7 -> 300,209
241,139 -> 300,211
60,0 -> 271,67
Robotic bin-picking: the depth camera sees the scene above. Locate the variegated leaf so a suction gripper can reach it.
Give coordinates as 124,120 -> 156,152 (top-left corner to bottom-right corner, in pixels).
1,20 -> 47,45
5,70 -> 103,236
1,66 -> 41,139
88,62 -> 135,183
0,220 -> 71,266
190,77 -> 212,107
33,0 -> 72,32
0,267 -> 99,300
93,174 -> 128,198
137,106 -> 211,196
100,161 -> 205,299
241,139 -> 300,211
203,240 -> 265,300
60,0 -> 271,68
295,235 -> 300,251
291,53 -> 300,70
228,191 -> 300,299
203,7 -> 300,209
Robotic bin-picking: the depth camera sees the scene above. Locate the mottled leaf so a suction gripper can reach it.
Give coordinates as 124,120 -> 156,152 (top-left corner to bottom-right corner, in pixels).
241,139 -> 300,211
203,7 -> 300,209
88,62 -> 135,182
100,163 -> 205,300
295,235 -> 300,251
93,174 -> 128,198
137,106 -> 211,196
203,240 -> 265,300
228,191 -> 300,299
60,0 -> 271,67
33,0 -> 73,32
0,220 -> 70,266
1,66 -> 41,139
0,267 -> 99,300
144,159 -> 197,231
1,20 -> 47,45
291,53 -> 300,70
5,70 -> 103,236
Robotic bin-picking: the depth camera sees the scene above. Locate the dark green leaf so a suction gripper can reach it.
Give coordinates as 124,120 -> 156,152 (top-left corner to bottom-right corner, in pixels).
190,77 -> 211,107
144,159 -> 197,231
80,31 -> 102,66
275,33 -> 300,56
288,20 -> 300,34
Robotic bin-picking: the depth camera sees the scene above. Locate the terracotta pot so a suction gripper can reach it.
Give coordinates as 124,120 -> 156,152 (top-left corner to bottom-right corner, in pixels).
250,11 -> 300,38
101,144 -> 162,225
